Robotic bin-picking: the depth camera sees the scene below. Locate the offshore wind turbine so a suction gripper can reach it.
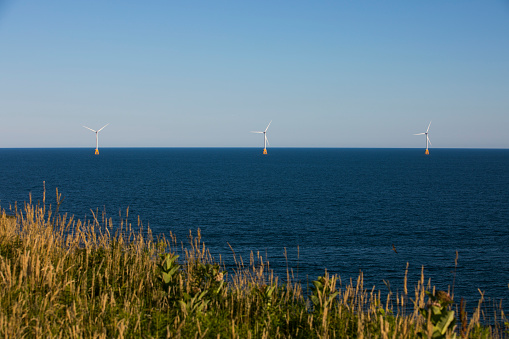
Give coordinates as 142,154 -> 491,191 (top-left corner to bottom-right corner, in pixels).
83,124 -> 109,155
414,121 -> 432,155
251,120 -> 271,155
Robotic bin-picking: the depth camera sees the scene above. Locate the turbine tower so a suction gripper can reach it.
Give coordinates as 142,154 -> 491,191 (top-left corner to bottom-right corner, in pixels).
414,121 -> 432,155
83,124 -> 109,155
251,120 -> 271,155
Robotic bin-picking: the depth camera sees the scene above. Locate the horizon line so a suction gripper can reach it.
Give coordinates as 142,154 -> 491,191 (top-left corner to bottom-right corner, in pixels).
1,146 -> 508,150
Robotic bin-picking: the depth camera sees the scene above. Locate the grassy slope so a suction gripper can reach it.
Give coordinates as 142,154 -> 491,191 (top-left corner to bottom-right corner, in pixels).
0,199 -> 506,338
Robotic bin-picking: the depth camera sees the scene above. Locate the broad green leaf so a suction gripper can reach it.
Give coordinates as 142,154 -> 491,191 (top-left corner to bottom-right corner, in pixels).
437,310 -> 455,335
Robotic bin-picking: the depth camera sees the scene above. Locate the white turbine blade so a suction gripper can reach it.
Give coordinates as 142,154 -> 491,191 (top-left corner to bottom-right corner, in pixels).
265,120 -> 272,132
251,131 -> 263,134
413,132 -> 425,135
427,136 -> 432,146
97,123 -> 109,132
265,135 -> 270,146
83,126 -> 97,132
426,121 -> 432,133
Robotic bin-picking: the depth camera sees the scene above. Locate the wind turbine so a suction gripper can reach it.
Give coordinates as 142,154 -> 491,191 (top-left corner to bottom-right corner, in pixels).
251,120 -> 271,154
414,121 -> 432,155
83,124 -> 109,155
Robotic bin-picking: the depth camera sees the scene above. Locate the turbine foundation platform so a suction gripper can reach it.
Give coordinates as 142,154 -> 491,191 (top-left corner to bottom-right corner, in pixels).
425,149 -> 429,155
95,149 -> 99,155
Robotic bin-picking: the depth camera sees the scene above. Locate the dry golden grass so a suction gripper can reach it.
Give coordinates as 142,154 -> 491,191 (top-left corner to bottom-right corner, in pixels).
0,195 -> 507,338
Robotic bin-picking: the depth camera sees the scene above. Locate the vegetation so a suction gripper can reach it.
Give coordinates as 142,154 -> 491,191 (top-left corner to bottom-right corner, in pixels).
0,194 -> 507,338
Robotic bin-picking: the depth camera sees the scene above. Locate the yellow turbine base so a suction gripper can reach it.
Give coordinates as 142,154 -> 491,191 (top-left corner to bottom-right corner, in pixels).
425,149 -> 429,155
95,149 -> 99,155
263,148 -> 267,155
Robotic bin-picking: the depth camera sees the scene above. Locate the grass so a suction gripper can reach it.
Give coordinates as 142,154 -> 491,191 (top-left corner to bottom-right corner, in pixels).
0,194 -> 507,338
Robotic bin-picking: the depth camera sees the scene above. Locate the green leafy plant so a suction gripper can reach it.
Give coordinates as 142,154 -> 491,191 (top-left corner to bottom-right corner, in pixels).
179,290 -> 209,316
188,262 -> 226,301
419,290 -> 456,339
257,284 -> 277,312
158,253 -> 180,293
309,275 -> 341,336
310,275 -> 339,315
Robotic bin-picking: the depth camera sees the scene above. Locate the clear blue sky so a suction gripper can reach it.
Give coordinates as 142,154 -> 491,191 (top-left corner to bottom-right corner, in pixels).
1,1 -> 508,148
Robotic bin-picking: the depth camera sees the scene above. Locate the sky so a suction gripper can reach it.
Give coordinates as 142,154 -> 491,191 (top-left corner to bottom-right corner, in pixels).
1,1 -> 508,148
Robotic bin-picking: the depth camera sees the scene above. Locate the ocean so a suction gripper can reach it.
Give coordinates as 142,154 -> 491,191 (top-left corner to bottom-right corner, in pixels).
1,148 -> 508,305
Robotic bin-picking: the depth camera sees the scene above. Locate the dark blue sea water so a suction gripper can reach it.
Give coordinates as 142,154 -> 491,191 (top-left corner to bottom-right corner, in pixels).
1,148 -> 508,305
